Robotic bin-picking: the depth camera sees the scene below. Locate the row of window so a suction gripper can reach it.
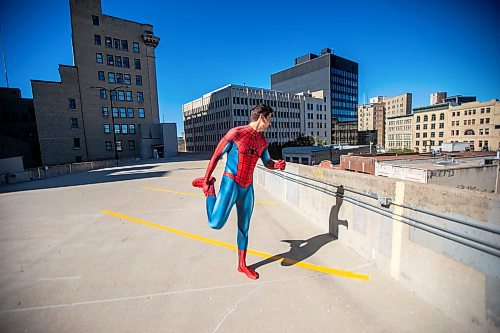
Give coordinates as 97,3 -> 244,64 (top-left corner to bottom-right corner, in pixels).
96,53 -> 141,69
98,71 -> 142,85
105,140 -> 136,151
306,103 -> 325,111
231,97 -> 301,109
101,107 -> 146,118
416,123 -> 445,130
103,124 -> 137,134
416,132 -> 444,138
99,89 -> 144,102
416,113 -> 445,122
331,68 -> 358,80
94,35 -> 140,53
451,107 -> 491,116
450,129 -> 490,136
451,118 -> 490,126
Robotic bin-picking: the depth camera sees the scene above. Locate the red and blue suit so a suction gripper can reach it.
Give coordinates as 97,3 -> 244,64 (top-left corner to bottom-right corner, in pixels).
192,125 -> 285,279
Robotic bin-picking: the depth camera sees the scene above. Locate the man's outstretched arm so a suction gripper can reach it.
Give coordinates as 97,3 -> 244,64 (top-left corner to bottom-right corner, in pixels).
203,128 -> 236,183
260,148 -> 286,170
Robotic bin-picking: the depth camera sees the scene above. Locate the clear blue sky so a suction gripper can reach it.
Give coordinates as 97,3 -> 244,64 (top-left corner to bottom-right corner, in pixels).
1,0 -> 499,135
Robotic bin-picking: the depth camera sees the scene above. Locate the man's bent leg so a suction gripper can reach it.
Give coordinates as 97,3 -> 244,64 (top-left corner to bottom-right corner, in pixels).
207,176 -> 238,230
236,185 -> 258,279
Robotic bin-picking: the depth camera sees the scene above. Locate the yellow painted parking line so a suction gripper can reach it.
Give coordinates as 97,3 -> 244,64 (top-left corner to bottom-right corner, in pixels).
144,186 -> 203,197
142,186 -> 276,205
100,209 -> 370,281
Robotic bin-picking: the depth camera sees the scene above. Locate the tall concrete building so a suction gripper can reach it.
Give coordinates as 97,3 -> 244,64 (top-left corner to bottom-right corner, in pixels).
31,0 -> 160,165
271,48 -> 358,144
182,85 -> 327,153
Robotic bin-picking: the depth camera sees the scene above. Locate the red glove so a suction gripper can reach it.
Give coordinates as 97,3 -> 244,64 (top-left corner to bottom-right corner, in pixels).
275,160 -> 286,170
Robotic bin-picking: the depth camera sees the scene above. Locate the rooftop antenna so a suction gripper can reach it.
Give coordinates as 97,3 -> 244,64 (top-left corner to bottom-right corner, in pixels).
0,25 -> 9,87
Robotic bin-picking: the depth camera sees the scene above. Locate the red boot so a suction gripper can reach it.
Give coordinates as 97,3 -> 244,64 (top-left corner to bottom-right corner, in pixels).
238,250 -> 259,280
192,177 -> 216,197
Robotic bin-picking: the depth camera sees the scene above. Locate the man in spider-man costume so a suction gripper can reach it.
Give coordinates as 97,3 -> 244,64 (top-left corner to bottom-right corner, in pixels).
192,104 -> 286,279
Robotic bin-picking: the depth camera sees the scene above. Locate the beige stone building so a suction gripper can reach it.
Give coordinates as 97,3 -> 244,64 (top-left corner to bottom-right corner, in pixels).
446,99 -> 499,151
31,0 -> 160,165
412,103 -> 448,153
358,102 -> 385,146
357,93 -> 412,148
385,114 -> 413,150
384,93 -> 412,118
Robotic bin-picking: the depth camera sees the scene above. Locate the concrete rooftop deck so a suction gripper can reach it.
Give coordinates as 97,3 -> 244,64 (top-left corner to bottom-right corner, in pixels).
0,155 -> 465,332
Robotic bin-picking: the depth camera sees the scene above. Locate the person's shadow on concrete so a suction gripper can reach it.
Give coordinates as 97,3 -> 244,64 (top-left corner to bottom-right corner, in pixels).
249,186 -> 349,270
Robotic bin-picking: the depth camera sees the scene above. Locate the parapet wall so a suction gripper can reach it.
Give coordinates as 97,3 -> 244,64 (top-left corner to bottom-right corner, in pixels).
255,163 -> 500,333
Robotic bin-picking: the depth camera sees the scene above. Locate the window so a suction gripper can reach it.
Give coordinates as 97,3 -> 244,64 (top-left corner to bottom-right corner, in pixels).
116,73 -> 123,83
92,15 -> 99,25
137,92 -> 144,102
416,116 -> 420,122
71,118 -> 79,129
116,140 -> 123,151
486,118 -> 490,124
485,128 -> 490,135
112,107 -> 118,118
416,133 -> 420,138
486,107 -> 491,113
424,115 -> 428,122
73,138 -> 80,149
423,124 -> 428,130
431,114 -> 436,121
102,107 -> 109,116
118,91 -> 125,101
104,124 -> 111,133
431,123 -> 435,129
105,37 -> 112,48
114,124 -> 120,134
106,54 -> 114,65
431,132 -> 435,138
135,75 -> 142,86
127,108 -> 134,118
416,125 -> 420,130
123,57 -> 130,68
124,74 -> 131,85
138,108 -> 145,118
439,132 -> 444,138
100,89 -> 107,99
98,71 -> 105,81
105,141 -> 112,150
110,90 -> 117,100
439,113 -> 444,121
69,98 -> 76,109
96,53 -> 103,63
129,124 -> 136,134
479,129 -> 483,135
94,34 -> 101,45
108,72 -> 115,83
464,129 -> 474,135
423,132 -> 427,138
128,140 -> 135,150
133,42 -> 140,53
134,59 -> 141,69
115,56 -> 122,67
120,107 -> 126,118
121,124 -> 128,134
121,40 -> 128,51
113,38 -> 120,49
126,91 -> 133,101
439,123 -> 444,129
480,118 -> 484,124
